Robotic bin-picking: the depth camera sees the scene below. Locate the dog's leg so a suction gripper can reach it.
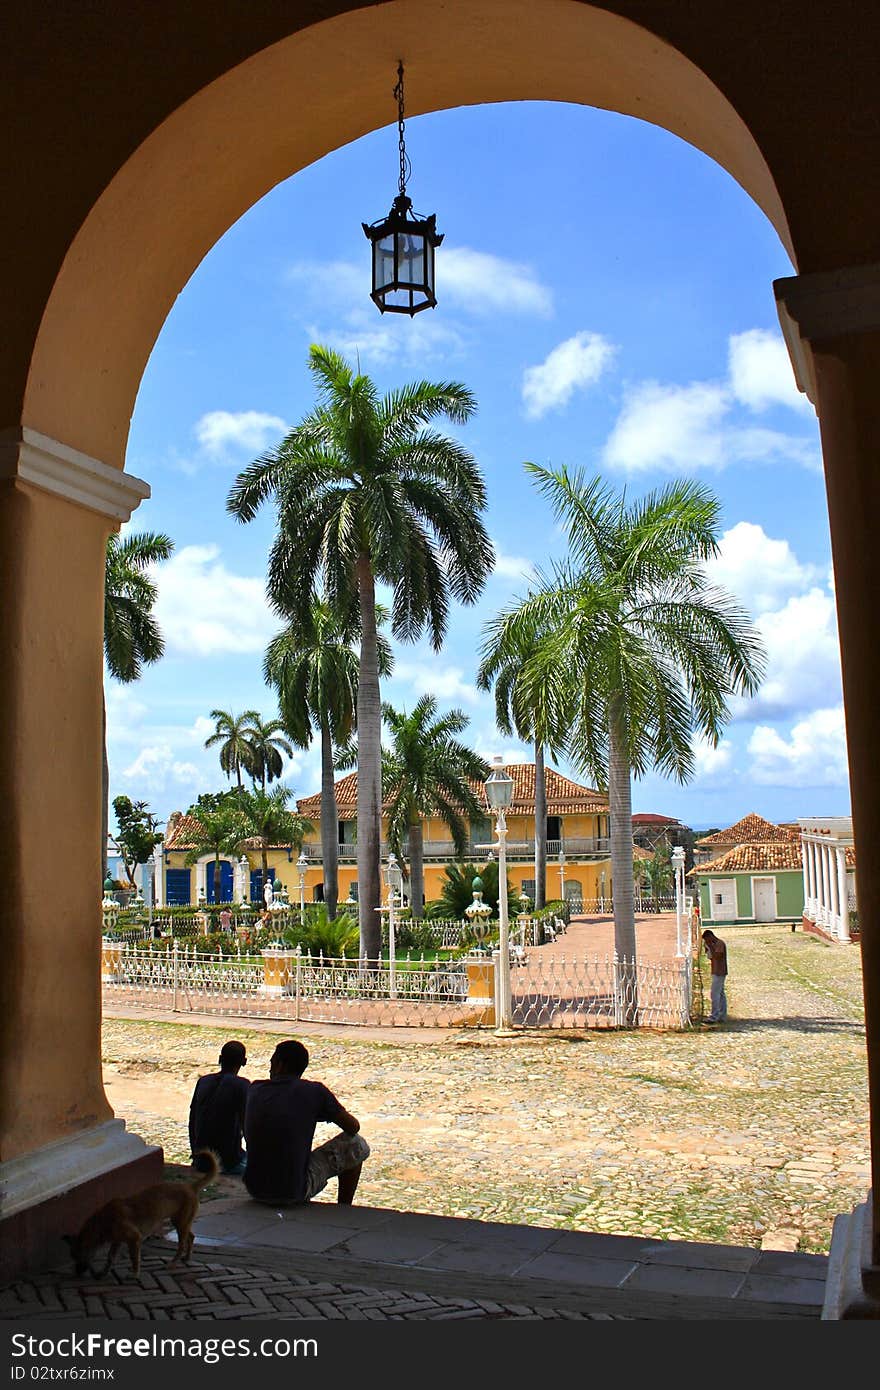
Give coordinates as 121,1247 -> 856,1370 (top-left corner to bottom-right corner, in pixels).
99,1244 -> 121,1278
126,1234 -> 142,1276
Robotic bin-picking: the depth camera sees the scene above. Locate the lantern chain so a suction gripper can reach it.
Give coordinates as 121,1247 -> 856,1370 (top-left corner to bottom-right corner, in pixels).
394,61 -> 412,198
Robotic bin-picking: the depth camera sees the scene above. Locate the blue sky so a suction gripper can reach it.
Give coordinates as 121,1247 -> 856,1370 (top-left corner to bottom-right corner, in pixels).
110,99 -> 847,834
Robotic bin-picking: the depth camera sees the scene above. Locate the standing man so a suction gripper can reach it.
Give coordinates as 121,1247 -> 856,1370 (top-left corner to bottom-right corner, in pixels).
701,929 -> 728,1024
219,906 -> 233,933
244,1039 -> 370,1206
188,1040 -> 250,1175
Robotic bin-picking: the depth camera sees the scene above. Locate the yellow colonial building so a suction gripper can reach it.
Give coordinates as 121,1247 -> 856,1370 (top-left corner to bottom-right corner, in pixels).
156,764 -> 612,909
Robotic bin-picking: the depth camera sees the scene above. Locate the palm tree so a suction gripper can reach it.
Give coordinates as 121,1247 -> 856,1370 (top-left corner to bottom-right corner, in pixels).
247,716 -> 294,792
640,848 -> 673,910
204,708 -> 260,790
380,697 -> 489,919
477,604 -> 574,911
232,786 -> 313,885
103,530 -> 174,878
264,597 -> 392,921
227,345 -> 493,959
183,805 -> 242,902
490,468 -> 765,974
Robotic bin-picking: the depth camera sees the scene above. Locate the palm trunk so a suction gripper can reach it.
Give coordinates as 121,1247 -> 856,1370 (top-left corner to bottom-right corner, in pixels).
409,819 -> 424,920
357,555 -> 382,961
608,698 -> 637,1022
321,720 -> 339,920
534,738 -> 547,909
102,688 -> 109,885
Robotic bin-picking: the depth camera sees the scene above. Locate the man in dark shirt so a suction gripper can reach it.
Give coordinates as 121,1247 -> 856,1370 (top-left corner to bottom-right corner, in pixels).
701,930 -> 729,1024
188,1039 -> 250,1175
244,1039 -> 370,1206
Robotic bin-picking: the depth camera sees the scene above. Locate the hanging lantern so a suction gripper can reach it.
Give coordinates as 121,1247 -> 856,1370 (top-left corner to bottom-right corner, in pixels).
363,62 -> 443,315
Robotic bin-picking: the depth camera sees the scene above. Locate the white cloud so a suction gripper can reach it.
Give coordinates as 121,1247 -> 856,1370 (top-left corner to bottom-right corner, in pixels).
287,248 -> 552,319
441,248 -> 552,317
748,588 -> 843,719
693,738 -> 733,780
492,547 -> 536,583
748,706 -> 849,787
522,332 -> 617,419
194,410 -> 287,458
706,521 -> 823,616
122,744 -> 202,793
728,329 -> 812,415
602,380 -> 820,474
392,659 -> 481,706
153,545 -> 276,656
603,380 -> 728,472
314,308 -> 465,367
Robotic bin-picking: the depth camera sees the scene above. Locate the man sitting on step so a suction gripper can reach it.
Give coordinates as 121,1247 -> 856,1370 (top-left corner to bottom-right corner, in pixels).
244,1039 -> 370,1206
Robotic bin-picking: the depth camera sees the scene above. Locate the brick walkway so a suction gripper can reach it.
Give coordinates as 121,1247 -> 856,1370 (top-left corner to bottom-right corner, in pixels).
0,1249 -> 601,1321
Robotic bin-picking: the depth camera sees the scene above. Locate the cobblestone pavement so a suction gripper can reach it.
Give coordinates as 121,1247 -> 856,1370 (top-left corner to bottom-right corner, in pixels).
101,925 -> 870,1256
0,1249 -> 605,1321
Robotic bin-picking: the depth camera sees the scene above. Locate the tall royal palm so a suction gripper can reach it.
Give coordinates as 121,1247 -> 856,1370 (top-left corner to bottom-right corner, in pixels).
380,697 -> 489,919
103,531 -> 174,878
491,467 -> 765,968
228,345 -> 493,959
184,805 -> 242,903
247,716 -> 294,792
478,602 -> 574,910
204,709 -> 260,791
264,597 -> 393,921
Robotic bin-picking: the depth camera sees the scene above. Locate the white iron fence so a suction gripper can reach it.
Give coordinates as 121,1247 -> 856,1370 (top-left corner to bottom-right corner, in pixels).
102,940 -> 690,1030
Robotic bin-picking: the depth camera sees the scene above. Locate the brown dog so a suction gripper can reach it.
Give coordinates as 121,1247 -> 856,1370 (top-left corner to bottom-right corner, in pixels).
64,1150 -> 219,1276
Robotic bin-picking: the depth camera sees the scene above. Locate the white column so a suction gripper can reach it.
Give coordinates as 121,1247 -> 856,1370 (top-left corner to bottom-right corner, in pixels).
801,840 -> 810,920
829,843 -> 841,936
819,843 -> 831,927
837,846 -> 851,942
195,859 -> 207,902
152,844 -> 165,908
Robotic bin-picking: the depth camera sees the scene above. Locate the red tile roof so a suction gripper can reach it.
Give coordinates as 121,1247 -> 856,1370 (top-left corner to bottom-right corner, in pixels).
691,841 -> 804,874
696,813 -> 798,848
296,764 -> 608,818
632,813 -> 680,825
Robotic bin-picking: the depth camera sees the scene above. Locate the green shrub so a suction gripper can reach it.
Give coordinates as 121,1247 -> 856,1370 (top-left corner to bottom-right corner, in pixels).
282,905 -> 359,957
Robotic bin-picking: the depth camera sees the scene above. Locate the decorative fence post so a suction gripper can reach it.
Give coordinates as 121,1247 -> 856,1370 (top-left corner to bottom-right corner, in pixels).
294,944 -> 303,1021
612,949 -> 624,1028
172,939 -> 179,1012
261,945 -> 296,996
100,937 -> 123,982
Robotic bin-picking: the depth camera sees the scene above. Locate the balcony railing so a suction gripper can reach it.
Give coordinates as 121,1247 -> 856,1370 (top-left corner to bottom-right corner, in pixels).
316,836 -> 611,864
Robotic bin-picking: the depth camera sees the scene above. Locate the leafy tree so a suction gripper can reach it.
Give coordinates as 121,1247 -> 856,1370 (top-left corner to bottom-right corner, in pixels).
183,805 -> 242,901
490,468 -> 765,976
640,847 -> 673,909
103,531 -> 174,876
246,716 -> 293,791
185,790 -> 240,817
204,709 -> 260,790
111,796 -> 162,889
380,696 -> 489,918
478,602 -> 574,910
264,597 -> 392,921
228,345 -> 492,959
231,786 -> 313,882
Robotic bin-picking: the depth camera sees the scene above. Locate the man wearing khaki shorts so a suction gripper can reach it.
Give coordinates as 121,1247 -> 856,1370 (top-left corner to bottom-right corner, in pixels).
244,1039 -> 370,1206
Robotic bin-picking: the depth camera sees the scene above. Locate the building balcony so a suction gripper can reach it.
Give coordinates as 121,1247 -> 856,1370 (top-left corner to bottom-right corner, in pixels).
307,836 -> 611,865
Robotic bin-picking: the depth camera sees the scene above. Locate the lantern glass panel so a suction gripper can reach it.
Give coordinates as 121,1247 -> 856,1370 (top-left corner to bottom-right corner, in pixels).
375,235 -> 396,292
396,231 -> 424,287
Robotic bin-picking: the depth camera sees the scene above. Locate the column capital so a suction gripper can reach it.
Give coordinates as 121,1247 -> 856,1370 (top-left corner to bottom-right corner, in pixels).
775,261 -> 880,406
0,426 -> 150,522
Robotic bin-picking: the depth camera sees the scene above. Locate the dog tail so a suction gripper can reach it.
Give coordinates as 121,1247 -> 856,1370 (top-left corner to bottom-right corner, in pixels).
190,1149 -> 220,1190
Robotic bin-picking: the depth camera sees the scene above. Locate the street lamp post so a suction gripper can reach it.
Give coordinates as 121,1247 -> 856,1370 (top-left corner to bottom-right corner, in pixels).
671,845 -> 686,957
296,852 -> 308,928
384,852 -> 403,999
484,756 -> 515,1034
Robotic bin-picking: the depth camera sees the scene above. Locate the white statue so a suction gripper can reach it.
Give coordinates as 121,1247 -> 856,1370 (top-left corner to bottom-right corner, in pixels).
263,879 -> 274,909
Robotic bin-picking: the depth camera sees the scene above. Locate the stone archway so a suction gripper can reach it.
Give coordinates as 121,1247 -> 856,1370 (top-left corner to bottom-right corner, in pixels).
2,2 -> 880,1307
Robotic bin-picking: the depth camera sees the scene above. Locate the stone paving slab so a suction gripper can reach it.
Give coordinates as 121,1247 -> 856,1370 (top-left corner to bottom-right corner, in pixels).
180,1198 -> 826,1318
